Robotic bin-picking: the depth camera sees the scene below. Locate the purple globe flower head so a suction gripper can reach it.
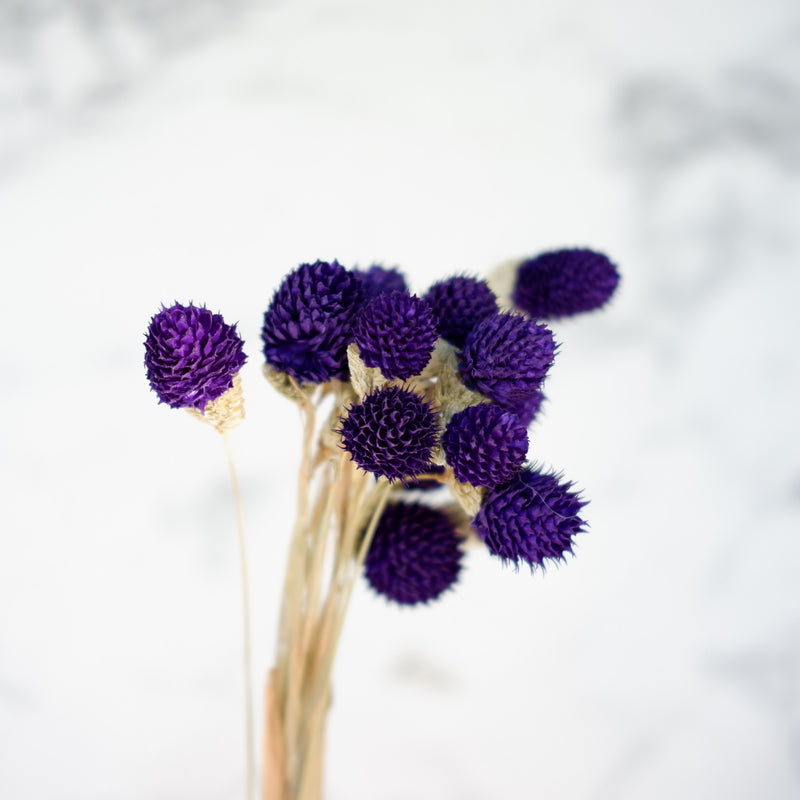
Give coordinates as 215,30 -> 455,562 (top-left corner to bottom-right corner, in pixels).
353,291 -> 439,380
512,248 -> 620,319
443,404 -> 528,487
144,303 -> 247,411
460,313 -> 556,412
423,275 -> 498,348
261,260 -> 364,384
472,466 -> 588,568
365,501 -> 463,605
354,264 -> 408,300
338,386 -> 440,482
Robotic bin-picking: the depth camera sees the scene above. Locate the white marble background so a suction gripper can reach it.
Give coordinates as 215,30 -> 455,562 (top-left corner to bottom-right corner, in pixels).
1,1 -> 799,798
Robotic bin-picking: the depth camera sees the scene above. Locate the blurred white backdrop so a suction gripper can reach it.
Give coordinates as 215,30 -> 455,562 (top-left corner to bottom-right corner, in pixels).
1,1 -> 799,798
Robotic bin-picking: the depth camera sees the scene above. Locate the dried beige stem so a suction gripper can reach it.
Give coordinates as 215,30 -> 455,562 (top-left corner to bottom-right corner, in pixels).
264,670 -> 287,800
300,479 -> 391,742
264,373 -> 403,800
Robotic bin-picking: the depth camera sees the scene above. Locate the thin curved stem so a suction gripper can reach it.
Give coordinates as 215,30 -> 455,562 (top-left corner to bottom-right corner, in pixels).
223,430 -> 256,800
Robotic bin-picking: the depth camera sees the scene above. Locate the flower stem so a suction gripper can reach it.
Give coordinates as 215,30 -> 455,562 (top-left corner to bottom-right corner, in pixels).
267,390 -> 393,800
223,430 -> 256,800
300,478 -> 391,748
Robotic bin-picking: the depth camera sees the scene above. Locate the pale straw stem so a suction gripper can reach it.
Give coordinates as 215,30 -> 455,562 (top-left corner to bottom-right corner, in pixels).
309,465 -> 370,684
279,384 -> 326,792
302,480 -> 391,742
299,454 -> 344,660
222,430 -> 256,800
279,388 -> 317,665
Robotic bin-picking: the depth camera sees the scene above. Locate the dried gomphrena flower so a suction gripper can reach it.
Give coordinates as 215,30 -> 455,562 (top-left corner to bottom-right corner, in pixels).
512,248 -> 620,319
353,291 -> 439,380
443,404 -> 529,487
354,264 -> 408,300
472,467 -> 587,567
423,275 -> 498,348
144,302 -> 247,411
338,386 -> 440,482
261,260 -> 364,383
460,312 -> 556,413
365,501 -> 463,605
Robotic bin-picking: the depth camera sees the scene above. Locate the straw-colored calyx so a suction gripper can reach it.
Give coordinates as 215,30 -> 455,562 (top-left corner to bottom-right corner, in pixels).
485,257 -> 523,310
433,341 -> 488,428
187,371 -> 245,433
347,343 -> 389,397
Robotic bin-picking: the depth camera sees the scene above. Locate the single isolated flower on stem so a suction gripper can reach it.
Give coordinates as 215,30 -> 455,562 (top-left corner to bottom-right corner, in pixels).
144,302 -> 256,800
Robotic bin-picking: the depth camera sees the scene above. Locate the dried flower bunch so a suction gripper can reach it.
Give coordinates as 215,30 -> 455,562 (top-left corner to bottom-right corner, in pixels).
144,247 -> 619,800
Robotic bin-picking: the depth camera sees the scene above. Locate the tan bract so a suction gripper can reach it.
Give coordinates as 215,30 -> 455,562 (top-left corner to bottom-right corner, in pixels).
186,371 -> 245,433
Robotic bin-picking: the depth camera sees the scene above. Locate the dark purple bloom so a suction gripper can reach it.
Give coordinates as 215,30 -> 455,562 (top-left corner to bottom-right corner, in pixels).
443,404 -> 528,487
473,467 -> 587,568
353,291 -> 439,380
261,260 -> 364,383
338,386 -> 440,481
460,313 -> 556,412
354,264 -> 408,300
144,303 -> 247,411
513,248 -> 620,319
423,276 -> 498,348
365,501 -> 463,605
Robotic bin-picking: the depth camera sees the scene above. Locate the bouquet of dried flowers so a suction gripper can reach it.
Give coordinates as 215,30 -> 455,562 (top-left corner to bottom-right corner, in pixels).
144,249 -> 619,800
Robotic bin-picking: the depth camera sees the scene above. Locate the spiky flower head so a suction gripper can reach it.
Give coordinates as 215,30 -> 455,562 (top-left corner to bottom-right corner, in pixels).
460,313 -> 556,412
472,467 -> 587,567
338,386 -> 440,482
513,248 -> 620,319
365,501 -> 463,605
423,276 -> 498,348
443,404 -> 528,487
261,260 -> 364,384
354,264 -> 408,300
353,291 -> 439,380
144,303 -> 247,411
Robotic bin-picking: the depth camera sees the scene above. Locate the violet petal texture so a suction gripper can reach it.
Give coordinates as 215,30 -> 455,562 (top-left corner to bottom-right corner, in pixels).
144,302 -> 247,411
472,467 -> 588,568
512,248 -> 620,318
365,501 -> 463,605
354,264 -> 408,300
261,260 -> 364,383
338,386 -> 440,482
460,312 -> 556,412
443,404 -> 529,487
423,275 -> 498,348
354,291 -> 439,380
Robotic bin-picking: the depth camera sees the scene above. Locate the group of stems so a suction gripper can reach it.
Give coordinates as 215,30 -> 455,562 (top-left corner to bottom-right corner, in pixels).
219,374 -> 454,800
264,382 -> 391,800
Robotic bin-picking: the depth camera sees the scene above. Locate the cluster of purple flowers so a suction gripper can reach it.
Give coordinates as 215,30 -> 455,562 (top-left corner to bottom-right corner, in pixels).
145,249 -> 618,606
